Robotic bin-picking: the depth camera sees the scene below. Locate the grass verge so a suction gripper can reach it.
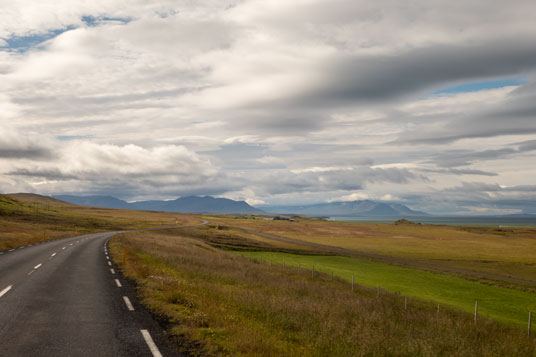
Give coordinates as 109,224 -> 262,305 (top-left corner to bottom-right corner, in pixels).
237,251 -> 536,326
110,230 -> 536,356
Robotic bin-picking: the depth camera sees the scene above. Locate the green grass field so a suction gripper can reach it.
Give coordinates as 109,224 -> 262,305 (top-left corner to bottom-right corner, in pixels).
239,251 -> 536,326
207,217 -> 536,282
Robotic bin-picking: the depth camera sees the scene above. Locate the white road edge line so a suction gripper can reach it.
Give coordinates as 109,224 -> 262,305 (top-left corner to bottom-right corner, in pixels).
34,263 -> 42,269
140,329 -> 163,357
0,285 -> 13,298
115,279 -> 122,287
123,296 -> 135,311
110,269 -> 115,274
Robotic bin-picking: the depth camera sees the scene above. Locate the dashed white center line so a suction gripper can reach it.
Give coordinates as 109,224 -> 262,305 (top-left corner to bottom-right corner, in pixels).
0,285 -> 13,298
141,330 -> 163,357
115,279 -> 122,287
62,247 -> 66,250
123,296 -> 135,311
34,263 -> 42,270
108,261 -> 112,266
110,268 -> 115,274
9,249 -> 14,252
69,243 -> 73,246
51,253 -> 56,257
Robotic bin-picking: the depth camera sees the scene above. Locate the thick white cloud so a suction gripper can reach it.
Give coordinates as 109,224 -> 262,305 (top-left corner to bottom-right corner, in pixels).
1,1 -> 536,213
0,128 -> 218,200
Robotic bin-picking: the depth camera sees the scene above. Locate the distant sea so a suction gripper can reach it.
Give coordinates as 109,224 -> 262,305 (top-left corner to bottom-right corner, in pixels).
327,216 -> 536,226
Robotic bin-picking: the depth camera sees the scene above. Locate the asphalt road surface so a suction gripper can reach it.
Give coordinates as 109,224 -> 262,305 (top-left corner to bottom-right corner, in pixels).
0,232 -> 180,356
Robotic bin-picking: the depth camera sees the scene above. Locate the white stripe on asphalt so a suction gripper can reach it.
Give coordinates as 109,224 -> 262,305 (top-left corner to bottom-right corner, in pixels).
110,269 -> 115,274
9,249 -> 14,252
51,253 -> 56,257
115,279 -> 122,287
0,285 -> 12,298
123,296 -> 135,311
34,263 -> 42,269
140,329 -> 163,357
62,247 -> 66,250
108,261 -> 112,266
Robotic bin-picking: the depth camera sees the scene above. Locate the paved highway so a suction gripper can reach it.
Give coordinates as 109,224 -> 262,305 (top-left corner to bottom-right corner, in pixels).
0,232 -> 180,356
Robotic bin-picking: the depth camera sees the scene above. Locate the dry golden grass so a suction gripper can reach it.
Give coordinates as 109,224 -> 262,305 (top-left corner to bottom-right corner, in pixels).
205,217 -> 536,282
0,194 -> 200,251
111,229 -> 536,356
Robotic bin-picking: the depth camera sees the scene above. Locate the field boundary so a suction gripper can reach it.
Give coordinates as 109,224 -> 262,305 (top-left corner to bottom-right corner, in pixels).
230,225 -> 536,287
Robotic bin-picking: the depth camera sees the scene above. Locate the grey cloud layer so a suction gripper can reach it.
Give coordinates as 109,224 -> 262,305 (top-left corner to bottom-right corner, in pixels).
1,1 -> 536,213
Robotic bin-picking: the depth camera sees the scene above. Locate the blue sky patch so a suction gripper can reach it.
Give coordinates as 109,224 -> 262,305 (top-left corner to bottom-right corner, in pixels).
0,27 -> 75,53
434,78 -> 526,95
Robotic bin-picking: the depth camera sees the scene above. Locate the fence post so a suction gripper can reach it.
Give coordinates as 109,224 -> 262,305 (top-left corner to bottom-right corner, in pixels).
312,265 -> 315,278
331,272 -> 333,281
283,261 -> 285,268
529,311 -> 532,338
474,301 -> 478,323
404,296 -> 408,310
352,275 -> 354,291
437,304 -> 440,314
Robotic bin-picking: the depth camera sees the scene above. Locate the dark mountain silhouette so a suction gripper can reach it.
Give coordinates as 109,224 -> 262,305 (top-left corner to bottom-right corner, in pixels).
54,195 -> 131,209
54,195 -> 264,214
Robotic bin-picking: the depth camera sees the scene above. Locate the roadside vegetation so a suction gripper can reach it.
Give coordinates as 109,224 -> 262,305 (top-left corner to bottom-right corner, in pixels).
4,195 -> 536,354
110,226 -> 536,356
0,193 -> 193,251
239,251 -> 536,326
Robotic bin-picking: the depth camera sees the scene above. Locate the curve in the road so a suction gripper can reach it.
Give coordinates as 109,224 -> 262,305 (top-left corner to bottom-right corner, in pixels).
0,231 -> 181,356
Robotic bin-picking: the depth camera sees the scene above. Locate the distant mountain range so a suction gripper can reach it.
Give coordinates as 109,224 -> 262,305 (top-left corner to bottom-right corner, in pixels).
53,195 -> 427,217
54,195 -> 264,214
261,200 -> 428,217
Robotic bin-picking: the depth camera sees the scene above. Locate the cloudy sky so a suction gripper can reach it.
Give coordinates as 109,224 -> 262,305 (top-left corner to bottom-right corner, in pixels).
1,0 -> 536,214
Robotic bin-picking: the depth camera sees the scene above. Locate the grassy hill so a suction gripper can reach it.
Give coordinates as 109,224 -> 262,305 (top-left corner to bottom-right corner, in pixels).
0,193 -> 197,251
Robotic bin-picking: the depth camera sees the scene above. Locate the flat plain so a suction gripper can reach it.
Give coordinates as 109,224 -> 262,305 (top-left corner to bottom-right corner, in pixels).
3,195 -> 536,355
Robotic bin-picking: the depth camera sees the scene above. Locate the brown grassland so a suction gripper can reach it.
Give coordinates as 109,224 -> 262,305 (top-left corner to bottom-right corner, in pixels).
3,194 -> 536,355
0,193 -> 197,251
204,216 -> 536,283
110,228 -> 536,356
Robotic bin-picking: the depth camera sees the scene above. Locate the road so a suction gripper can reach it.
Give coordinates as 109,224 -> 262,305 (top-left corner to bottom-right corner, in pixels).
0,232 -> 180,356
